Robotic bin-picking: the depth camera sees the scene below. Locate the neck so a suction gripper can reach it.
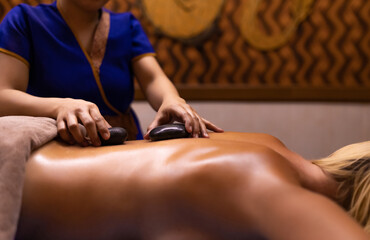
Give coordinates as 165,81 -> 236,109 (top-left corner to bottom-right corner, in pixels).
57,0 -> 100,29
295,157 -> 339,199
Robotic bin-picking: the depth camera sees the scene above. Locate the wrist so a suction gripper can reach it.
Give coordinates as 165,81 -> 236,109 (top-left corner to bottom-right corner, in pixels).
47,97 -> 68,119
162,95 -> 184,105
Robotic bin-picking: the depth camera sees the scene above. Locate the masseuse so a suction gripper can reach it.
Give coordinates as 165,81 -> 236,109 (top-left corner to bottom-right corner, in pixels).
0,0 -> 223,146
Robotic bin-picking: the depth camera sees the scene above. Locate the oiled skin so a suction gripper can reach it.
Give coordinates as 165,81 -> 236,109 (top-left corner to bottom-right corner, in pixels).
17,132 -> 368,240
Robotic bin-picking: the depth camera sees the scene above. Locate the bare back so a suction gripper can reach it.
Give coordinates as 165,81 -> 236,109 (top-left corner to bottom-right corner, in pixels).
17,132 -> 368,240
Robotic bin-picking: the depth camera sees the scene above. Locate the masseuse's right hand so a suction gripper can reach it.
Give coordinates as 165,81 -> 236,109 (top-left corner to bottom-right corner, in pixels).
0,53 -> 109,146
55,98 -> 111,147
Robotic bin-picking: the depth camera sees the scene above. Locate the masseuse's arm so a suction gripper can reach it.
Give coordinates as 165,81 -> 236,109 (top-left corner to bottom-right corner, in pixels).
0,53 -> 110,147
133,56 -> 223,139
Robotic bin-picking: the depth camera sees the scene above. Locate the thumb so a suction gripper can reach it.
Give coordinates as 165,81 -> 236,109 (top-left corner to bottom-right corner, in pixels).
144,116 -> 162,140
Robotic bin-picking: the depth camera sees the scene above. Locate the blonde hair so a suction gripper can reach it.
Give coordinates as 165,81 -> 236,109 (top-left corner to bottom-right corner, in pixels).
312,141 -> 370,233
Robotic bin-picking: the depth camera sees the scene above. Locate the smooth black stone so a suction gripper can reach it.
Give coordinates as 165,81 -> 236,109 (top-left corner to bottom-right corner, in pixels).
100,127 -> 128,146
149,123 -> 190,141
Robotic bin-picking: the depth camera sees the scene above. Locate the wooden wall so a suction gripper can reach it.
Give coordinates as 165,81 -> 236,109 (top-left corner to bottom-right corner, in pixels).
1,0 -> 369,101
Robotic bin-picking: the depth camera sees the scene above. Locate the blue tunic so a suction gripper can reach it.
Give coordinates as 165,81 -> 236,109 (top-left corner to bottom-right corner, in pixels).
0,1 -> 155,139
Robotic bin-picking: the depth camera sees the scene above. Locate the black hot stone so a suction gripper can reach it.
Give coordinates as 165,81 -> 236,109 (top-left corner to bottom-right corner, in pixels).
149,123 -> 190,141
100,127 -> 128,146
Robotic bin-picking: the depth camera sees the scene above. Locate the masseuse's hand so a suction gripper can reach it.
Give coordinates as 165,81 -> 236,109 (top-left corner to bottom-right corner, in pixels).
144,97 -> 223,139
55,98 -> 111,147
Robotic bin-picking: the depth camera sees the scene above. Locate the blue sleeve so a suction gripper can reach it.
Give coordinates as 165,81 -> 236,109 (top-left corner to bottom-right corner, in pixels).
0,5 -> 31,65
129,13 -> 155,60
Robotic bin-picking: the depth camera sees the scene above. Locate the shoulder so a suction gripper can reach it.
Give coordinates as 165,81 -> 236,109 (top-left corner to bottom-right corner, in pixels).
0,5 -> 30,42
106,10 -> 134,22
107,11 -> 143,29
209,132 -> 287,149
209,132 -> 303,163
1,3 -> 55,27
3,3 -> 53,17
173,139 -> 300,186
5,3 -> 31,14
1,4 -> 28,24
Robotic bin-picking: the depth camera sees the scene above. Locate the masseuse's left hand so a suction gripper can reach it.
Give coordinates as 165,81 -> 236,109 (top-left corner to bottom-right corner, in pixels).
133,55 -> 223,139
144,96 -> 223,139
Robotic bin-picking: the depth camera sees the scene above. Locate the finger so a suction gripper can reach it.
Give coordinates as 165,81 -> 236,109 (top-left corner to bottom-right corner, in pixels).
144,122 -> 155,140
144,115 -> 164,140
177,108 -> 194,134
67,114 -> 88,147
57,119 -> 75,144
191,115 -> 201,138
91,108 -> 110,143
90,107 -> 110,141
143,130 -> 151,140
197,116 -> 209,138
181,106 -> 200,138
203,118 -> 224,133
78,111 -> 101,147
105,119 -> 112,129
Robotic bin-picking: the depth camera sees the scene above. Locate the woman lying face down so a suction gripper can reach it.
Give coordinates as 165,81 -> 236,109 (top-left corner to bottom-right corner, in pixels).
16,132 -> 369,240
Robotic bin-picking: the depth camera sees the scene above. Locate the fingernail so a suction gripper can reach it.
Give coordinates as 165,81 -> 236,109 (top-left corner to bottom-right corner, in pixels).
103,133 -> 110,139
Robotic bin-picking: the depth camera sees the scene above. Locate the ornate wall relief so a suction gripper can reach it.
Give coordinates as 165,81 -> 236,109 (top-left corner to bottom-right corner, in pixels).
241,0 -> 314,50
1,0 -> 369,101
141,0 -> 224,41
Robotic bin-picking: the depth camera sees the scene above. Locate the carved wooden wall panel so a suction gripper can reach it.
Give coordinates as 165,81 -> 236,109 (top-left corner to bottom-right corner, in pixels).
1,0 -> 369,101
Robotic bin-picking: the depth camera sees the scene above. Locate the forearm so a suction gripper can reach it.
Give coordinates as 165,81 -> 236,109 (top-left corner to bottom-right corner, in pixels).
133,56 -> 183,111
142,75 -> 182,111
0,89 -> 61,118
